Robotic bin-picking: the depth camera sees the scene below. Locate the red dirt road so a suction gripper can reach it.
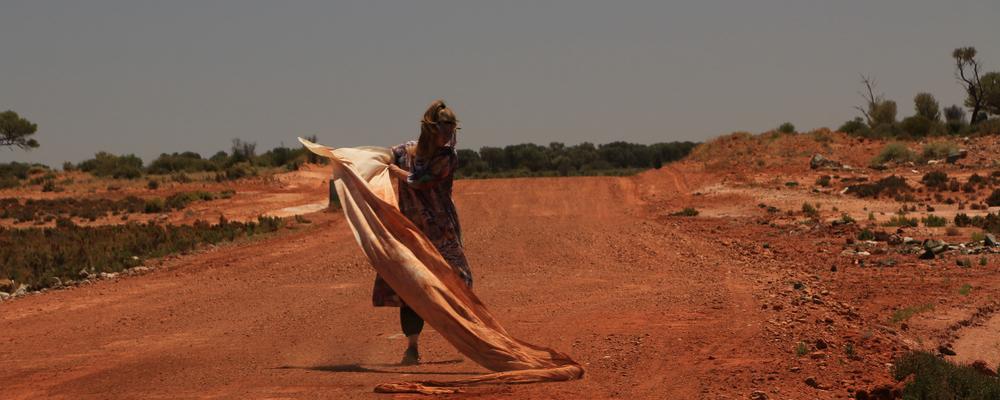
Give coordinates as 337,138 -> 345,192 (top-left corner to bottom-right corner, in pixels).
5,160 -> 998,399
1,167 -> 792,399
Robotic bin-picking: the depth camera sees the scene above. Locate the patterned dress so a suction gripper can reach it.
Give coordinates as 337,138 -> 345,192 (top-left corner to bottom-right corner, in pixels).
371,140 -> 473,307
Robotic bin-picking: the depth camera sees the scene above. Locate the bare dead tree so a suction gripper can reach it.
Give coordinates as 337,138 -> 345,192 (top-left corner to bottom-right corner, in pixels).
953,47 -> 986,124
854,75 -> 883,126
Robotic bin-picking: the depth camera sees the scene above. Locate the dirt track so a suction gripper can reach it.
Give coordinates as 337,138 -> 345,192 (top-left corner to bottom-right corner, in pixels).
2,161 -> 999,399
0,166 -> 791,399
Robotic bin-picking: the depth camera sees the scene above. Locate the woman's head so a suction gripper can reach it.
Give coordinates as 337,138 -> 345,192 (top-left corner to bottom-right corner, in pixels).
417,100 -> 459,158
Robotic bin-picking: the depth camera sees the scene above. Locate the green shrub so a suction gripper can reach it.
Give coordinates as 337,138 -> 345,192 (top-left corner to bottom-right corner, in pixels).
901,115 -> 938,138
893,351 -> 1000,398
801,202 -> 820,219
815,175 -> 831,187
987,189 -> 1000,207
922,142 -> 959,162
795,342 -> 808,357
846,175 -> 912,198
77,152 -> 144,179
872,142 -> 915,165
0,161 -> 37,180
838,117 -> 870,136
147,179 -> 160,190
891,303 -> 934,323
858,229 -> 876,241
921,171 -> 949,190
0,216 -> 285,289
922,215 -> 948,227
884,215 -> 919,227
144,197 -> 165,213
0,197 -> 146,222
0,176 -> 18,189
955,213 -> 973,227
959,284 -> 973,296
41,180 -> 56,192
777,122 -> 796,134
171,173 -> 192,183
146,151 -> 219,174
222,162 -> 257,181
839,214 -> 856,224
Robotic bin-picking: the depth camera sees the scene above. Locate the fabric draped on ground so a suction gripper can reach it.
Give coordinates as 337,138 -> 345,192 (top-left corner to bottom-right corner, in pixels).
298,137 -> 584,394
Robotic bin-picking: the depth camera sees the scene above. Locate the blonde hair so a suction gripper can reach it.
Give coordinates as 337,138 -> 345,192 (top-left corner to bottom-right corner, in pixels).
416,100 -> 458,159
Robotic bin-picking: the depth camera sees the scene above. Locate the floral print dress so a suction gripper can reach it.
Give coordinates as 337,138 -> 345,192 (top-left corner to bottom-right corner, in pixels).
371,140 -> 473,307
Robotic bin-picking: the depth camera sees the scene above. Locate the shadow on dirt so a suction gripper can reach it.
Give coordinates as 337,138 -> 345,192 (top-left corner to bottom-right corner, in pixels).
278,359 -> 471,376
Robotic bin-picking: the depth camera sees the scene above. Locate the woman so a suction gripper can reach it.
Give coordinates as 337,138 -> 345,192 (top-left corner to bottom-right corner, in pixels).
375,99 -> 473,365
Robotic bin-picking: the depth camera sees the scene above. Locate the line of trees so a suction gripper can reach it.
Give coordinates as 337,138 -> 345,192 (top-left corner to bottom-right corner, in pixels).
62,136 -> 327,180
456,141 -> 698,178
840,46 -> 1000,139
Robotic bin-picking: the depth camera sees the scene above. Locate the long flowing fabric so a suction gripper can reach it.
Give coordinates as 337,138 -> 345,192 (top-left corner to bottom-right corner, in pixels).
298,138 -> 584,394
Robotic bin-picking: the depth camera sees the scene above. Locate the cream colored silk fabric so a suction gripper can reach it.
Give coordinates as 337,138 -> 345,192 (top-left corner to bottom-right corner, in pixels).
298,138 -> 583,394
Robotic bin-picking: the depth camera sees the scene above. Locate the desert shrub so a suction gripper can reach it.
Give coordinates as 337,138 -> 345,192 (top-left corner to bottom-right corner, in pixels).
944,105 -> 968,134
171,173 -> 192,183
914,93 -> 942,121
872,142 -> 915,165
777,122 -> 795,134
0,161 -> 38,180
77,152 -> 144,179
219,189 -> 236,199
801,202 -> 820,219
147,179 -> 160,190
815,175 -> 831,187
41,180 -> 57,192
901,115 -> 938,138
669,207 -> 699,217
948,178 -> 960,192
884,215 -> 919,227
221,162 -> 257,181
846,175 -> 912,198
962,181 -> 976,193
987,189 -> 1000,207
0,215 -> 285,289
922,214 -> 947,227
838,117 -> 870,136
955,213 -> 973,227
968,174 -> 987,186
464,140 -> 696,178
146,151 -> 218,174
0,176 -> 18,189
891,303 -> 934,323
921,171 -> 949,190
921,142 -> 958,162
893,351 -> 1000,399
144,197 -> 165,213
858,229 -> 876,241
0,197 -> 147,222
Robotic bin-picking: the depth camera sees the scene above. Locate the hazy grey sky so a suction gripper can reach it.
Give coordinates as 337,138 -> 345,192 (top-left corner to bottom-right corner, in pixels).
2,1 -> 998,166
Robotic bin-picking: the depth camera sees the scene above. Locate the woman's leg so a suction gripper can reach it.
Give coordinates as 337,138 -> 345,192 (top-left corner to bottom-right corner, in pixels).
400,305 -> 424,336
399,305 -> 423,364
